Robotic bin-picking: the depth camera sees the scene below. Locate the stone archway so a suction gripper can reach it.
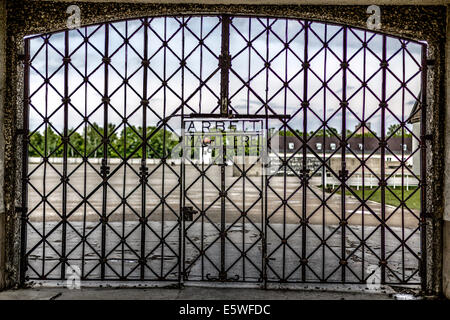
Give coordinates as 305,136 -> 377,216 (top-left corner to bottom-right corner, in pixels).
0,1 -> 447,297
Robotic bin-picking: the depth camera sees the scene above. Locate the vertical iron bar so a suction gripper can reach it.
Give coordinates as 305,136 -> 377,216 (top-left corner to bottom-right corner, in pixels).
42,35 -> 49,278
220,135 -> 226,281
340,26 -> 348,282
181,19 -> 187,281
419,44 -> 428,292
282,18 -> 288,283
140,18 -> 148,280
220,15 -> 230,116
178,16 -> 185,286
321,23 -> 327,282
100,23 -> 110,280
263,17 -> 269,288
361,30 -> 367,283
401,40 -> 406,282
243,17 -> 251,281
219,14 -> 231,280
81,27 -> 88,279
200,17 -> 205,280
122,21 -> 129,279
61,30 -> 69,279
199,16 -> 204,115
181,126 -> 187,281
20,39 -> 31,285
161,17 -> 167,279
301,21 -> 309,282
380,34 -> 387,284
202,17 -> 207,281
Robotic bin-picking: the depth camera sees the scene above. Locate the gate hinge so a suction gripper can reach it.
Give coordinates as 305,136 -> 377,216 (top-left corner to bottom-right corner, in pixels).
18,53 -> 30,65
16,128 -> 28,136
16,206 -> 28,214
18,53 -> 27,61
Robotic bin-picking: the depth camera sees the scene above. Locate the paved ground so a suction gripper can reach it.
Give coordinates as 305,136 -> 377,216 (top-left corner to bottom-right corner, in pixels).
27,163 -> 419,227
24,162 -> 421,284
0,286 -> 401,300
25,220 -> 420,283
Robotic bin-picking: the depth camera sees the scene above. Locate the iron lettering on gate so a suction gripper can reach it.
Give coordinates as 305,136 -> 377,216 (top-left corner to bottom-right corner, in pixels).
21,15 -> 427,289
182,119 -> 265,164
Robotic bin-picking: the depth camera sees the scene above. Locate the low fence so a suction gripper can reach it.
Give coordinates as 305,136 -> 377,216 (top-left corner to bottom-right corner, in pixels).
325,173 -> 419,190
28,157 -> 182,165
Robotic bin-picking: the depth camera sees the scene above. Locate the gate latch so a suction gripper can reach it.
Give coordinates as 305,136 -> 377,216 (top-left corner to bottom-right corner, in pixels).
183,206 -> 198,221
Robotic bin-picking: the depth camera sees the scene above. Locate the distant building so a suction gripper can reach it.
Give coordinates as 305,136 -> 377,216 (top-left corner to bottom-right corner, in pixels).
273,135 -> 413,186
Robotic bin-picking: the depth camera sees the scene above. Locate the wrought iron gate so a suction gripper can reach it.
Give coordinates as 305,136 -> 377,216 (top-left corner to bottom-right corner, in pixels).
21,15 -> 428,288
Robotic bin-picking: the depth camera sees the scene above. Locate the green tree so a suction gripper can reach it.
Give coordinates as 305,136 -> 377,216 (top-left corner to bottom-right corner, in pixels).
28,131 -> 45,157
114,125 -> 143,158
106,123 -> 119,158
84,122 -> 103,158
27,123 -> 181,159
387,124 -> 401,137
313,127 -> 339,137
147,127 -> 179,159
45,126 -> 63,157
68,129 -> 84,157
387,124 -> 412,138
354,131 -> 376,138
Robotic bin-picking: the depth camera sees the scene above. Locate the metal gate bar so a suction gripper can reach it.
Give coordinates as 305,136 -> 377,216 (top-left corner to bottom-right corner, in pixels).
419,45 -> 428,289
20,14 -> 428,289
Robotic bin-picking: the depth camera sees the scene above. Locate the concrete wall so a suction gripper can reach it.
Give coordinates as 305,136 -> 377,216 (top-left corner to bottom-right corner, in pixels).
444,222 -> 450,298
0,0 -> 5,290
443,5 -> 450,300
42,0 -> 450,4
0,0 -> 448,296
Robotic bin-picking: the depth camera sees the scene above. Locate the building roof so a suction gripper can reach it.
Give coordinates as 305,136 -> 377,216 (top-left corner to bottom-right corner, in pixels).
407,93 -> 421,124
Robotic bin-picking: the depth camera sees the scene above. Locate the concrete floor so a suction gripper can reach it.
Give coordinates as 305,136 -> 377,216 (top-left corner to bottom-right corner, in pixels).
0,286 -> 400,300
24,220 -> 421,283
23,162 -> 421,284
27,162 -> 419,227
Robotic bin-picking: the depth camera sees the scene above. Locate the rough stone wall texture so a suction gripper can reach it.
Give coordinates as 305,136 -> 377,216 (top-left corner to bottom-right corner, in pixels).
8,2 -> 447,42
0,0 -> 6,291
0,1 -> 447,295
443,5 -> 450,300
444,8 -> 450,218
444,222 -> 450,298
2,2 -> 22,290
41,0 -> 450,5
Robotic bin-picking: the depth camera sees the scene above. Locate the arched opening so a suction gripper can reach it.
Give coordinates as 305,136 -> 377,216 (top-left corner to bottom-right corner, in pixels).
21,14 -> 427,288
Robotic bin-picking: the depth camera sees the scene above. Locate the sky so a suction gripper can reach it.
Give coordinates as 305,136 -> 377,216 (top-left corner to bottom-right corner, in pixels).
26,16 -> 423,141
